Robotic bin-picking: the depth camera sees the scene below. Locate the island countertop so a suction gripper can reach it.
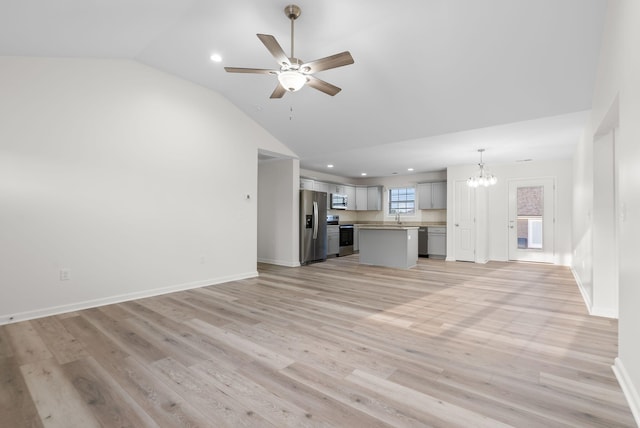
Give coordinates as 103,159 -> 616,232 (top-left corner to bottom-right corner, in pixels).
357,225 -> 419,230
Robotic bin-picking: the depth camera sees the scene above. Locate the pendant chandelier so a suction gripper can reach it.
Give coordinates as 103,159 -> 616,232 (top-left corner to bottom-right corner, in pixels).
467,149 -> 497,188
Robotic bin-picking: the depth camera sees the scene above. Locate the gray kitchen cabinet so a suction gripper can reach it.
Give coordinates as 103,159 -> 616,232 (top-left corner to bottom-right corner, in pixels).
367,186 -> 382,210
427,226 -> 446,258
355,186 -> 382,210
327,225 -> 339,256
353,224 -> 360,252
313,181 -> 331,207
355,187 -> 368,210
331,184 -> 346,194
418,181 -> 447,209
432,182 -> 447,209
345,185 -> 356,210
300,178 -> 315,190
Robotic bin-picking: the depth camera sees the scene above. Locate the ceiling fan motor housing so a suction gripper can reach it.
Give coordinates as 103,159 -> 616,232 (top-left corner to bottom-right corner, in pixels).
285,5 -> 301,20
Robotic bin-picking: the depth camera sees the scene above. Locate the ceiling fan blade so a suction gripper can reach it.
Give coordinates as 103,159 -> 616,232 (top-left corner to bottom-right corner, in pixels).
270,84 -> 287,99
306,75 -> 341,96
224,67 -> 278,74
301,51 -> 354,74
257,34 -> 291,67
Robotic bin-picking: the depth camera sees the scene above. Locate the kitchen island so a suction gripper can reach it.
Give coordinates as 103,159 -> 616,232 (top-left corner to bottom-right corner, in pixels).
358,225 -> 419,269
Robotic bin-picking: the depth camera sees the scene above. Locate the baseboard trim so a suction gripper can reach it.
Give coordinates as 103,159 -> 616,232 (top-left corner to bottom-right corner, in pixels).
591,306 -> 618,319
0,271 -> 259,325
613,357 -> 640,426
570,267 -> 618,319
257,257 -> 300,267
571,267 -> 593,315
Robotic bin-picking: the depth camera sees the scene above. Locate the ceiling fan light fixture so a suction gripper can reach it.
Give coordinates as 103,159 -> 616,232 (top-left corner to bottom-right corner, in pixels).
278,70 -> 307,92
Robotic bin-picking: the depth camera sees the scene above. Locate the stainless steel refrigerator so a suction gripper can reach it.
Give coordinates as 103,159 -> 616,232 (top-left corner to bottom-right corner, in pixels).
300,189 -> 327,265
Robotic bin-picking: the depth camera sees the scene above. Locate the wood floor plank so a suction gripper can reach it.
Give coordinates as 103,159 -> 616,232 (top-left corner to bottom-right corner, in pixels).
5,321 -> 53,366
31,317 -> 89,365
20,358 -> 101,428
0,356 -> 44,428
186,318 -> 295,370
61,356 -> 159,428
0,257 -> 636,427
151,357 -> 276,427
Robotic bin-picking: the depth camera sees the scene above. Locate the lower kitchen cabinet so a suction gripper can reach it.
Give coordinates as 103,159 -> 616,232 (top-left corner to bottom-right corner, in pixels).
327,225 -> 339,256
353,225 -> 360,252
427,226 -> 446,258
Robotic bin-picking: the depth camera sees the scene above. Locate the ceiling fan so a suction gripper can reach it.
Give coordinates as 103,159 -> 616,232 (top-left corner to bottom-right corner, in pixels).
224,4 -> 354,98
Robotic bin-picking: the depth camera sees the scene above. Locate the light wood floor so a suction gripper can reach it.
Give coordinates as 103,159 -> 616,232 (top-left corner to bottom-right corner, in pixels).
1,256 -> 636,427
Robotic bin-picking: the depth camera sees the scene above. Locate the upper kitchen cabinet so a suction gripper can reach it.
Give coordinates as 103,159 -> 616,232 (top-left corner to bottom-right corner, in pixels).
328,183 -> 347,195
345,185 -> 356,210
355,187 -> 368,210
300,178 -> 314,190
355,186 -> 382,210
313,181 -> 331,206
367,186 -> 383,210
418,182 -> 447,210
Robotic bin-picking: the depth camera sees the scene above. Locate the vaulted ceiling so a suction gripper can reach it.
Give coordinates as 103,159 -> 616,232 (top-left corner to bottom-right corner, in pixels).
0,0 -> 606,178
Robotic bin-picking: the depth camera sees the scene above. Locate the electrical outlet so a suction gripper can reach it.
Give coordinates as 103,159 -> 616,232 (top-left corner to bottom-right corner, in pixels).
60,269 -> 71,281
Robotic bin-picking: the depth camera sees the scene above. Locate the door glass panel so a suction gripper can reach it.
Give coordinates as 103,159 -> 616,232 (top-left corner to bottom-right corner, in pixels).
517,186 -> 543,250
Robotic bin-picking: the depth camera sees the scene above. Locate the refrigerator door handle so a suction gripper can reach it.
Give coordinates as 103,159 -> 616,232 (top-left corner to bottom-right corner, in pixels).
313,201 -> 318,240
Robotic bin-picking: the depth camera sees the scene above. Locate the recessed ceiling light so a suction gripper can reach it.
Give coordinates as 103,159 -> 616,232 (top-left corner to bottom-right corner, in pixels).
361,172 -> 367,176
210,53 -> 223,63
407,168 -> 414,172
327,164 -> 334,168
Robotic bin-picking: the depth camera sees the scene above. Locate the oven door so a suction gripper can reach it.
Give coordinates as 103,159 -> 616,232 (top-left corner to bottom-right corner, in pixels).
339,225 -> 354,256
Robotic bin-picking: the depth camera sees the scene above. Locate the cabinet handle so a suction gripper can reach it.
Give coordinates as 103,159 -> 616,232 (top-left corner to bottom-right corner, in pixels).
455,223 -> 459,227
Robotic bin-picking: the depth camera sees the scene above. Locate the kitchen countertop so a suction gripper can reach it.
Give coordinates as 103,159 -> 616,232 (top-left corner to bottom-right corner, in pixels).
358,225 -> 419,230
348,222 -> 446,227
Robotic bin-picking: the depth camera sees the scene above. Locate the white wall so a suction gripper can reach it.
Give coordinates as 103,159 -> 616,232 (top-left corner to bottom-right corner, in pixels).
572,1 -> 640,423
572,131 -> 594,307
592,130 -> 618,317
447,159 -> 573,265
258,158 -> 300,267
0,57 -> 294,323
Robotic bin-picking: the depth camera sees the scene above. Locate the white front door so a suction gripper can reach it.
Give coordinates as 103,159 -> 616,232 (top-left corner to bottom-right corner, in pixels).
454,180 -> 475,262
508,178 -> 555,263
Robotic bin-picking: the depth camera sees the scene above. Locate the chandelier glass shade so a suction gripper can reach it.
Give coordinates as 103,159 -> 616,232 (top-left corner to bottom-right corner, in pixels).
467,149 -> 497,188
278,70 -> 307,92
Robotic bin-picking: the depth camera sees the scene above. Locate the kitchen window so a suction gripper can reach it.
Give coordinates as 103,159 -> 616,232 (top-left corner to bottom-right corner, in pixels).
388,187 -> 415,214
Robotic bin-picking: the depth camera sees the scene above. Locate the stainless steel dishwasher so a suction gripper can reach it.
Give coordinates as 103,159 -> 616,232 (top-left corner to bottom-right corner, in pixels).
418,227 -> 428,257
